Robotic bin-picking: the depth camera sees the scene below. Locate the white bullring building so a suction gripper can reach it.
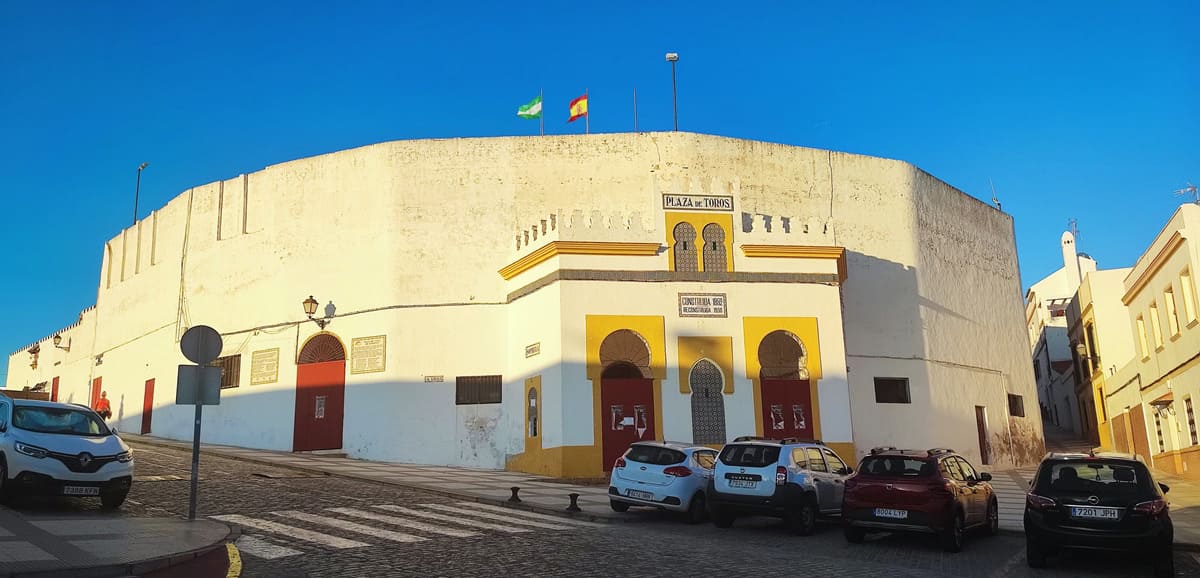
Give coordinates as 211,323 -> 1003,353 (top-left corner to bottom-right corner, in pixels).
5,132 -> 1044,477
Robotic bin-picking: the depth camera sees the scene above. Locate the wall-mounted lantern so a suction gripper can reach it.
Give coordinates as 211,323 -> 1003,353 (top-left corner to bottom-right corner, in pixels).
302,295 -> 331,330
28,344 -> 40,369
53,334 -> 71,352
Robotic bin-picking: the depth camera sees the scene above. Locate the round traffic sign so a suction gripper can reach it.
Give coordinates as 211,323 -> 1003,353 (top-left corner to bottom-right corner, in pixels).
180,325 -> 223,365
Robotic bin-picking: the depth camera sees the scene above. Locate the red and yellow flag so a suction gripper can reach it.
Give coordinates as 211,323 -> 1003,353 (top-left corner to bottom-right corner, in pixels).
568,94 -> 588,122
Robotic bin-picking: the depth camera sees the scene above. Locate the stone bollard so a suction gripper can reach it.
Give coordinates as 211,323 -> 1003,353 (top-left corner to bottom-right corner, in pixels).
566,492 -> 582,513
508,486 -> 522,503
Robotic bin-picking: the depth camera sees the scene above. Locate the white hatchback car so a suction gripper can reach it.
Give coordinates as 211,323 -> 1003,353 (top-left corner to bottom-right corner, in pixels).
0,395 -> 134,508
608,441 -> 717,523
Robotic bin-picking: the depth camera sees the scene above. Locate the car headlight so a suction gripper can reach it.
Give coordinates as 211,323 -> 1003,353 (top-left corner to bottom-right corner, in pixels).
15,442 -> 48,459
117,450 -> 133,463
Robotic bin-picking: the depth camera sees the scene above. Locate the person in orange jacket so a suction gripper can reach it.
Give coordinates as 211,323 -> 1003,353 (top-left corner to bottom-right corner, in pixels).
94,391 -> 112,420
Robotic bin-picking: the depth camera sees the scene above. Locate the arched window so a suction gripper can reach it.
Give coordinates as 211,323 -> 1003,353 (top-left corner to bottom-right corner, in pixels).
702,223 -> 727,272
673,222 -> 698,272
298,333 -> 346,364
599,329 -> 652,379
758,330 -> 808,380
690,359 -> 727,444
528,387 -> 539,438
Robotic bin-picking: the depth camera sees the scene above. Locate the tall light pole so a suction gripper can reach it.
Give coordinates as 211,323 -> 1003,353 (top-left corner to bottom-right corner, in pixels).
133,162 -> 149,226
665,52 -> 679,131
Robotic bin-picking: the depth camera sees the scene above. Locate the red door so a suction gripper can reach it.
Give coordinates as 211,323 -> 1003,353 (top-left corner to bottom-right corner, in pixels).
600,377 -> 655,471
51,377 -> 59,402
91,377 -> 102,408
293,360 -> 346,451
141,379 -> 155,434
760,378 -> 813,439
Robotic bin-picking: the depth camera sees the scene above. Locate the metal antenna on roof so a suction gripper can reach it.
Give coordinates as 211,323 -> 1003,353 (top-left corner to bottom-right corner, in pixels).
1174,182 -> 1198,204
1068,218 -> 1079,243
989,178 -> 1001,211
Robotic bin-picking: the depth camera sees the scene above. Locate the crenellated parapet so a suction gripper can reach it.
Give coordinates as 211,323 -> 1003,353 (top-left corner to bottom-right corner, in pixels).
738,211 -> 837,246
512,210 -> 660,254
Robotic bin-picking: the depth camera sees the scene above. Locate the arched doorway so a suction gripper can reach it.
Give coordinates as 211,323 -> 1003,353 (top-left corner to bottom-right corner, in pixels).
758,330 -> 813,440
294,333 -> 346,452
599,329 -> 654,471
690,359 -> 726,444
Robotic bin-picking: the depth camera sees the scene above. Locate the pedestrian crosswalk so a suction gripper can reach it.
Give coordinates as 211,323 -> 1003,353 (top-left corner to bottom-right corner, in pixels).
212,502 -> 600,561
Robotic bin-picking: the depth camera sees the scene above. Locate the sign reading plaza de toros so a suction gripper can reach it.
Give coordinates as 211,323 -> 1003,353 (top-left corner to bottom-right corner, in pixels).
678,293 -> 728,318
662,194 -> 734,212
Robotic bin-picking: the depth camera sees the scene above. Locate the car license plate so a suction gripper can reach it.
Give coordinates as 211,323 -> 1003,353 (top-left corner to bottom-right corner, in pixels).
627,490 -> 653,501
63,486 -> 100,496
874,508 -> 908,519
1070,507 -> 1119,520
730,480 -> 757,489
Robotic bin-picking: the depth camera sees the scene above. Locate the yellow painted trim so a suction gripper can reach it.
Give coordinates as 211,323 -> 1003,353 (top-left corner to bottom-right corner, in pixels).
525,375 -> 542,446
826,442 -> 857,465
742,317 -> 824,439
226,543 -> 242,578
740,245 -> 848,283
498,241 -> 662,280
1124,232 -> 1185,305
665,212 -> 735,272
586,315 -> 667,473
677,336 -> 735,394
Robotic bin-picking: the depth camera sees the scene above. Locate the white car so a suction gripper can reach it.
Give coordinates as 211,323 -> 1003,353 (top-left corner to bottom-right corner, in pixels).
608,441 -> 717,523
0,394 -> 134,509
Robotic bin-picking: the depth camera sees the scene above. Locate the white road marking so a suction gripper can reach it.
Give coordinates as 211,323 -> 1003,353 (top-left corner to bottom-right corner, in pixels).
210,514 -> 369,549
327,508 -> 479,537
460,502 -> 605,527
277,511 -> 428,543
420,504 -> 576,530
373,505 -> 531,533
234,535 -> 303,560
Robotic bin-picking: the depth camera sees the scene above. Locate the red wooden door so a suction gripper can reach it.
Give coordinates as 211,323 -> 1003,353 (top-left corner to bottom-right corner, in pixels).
91,377 -> 102,408
600,377 -> 655,471
141,379 -> 155,434
760,378 -> 813,439
51,377 -> 59,402
293,360 -> 346,451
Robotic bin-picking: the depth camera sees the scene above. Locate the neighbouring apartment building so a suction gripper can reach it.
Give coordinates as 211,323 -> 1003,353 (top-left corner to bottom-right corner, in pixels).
1066,267 -> 1135,449
1107,204 -> 1200,478
5,132 -> 1044,477
1025,232 -> 1097,435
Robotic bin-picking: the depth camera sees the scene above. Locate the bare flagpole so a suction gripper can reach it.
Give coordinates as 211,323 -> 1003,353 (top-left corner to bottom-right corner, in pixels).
633,88 -> 638,132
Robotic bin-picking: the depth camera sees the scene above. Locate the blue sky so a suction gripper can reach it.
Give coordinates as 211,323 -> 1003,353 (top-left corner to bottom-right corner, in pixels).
1,1 -> 1196,382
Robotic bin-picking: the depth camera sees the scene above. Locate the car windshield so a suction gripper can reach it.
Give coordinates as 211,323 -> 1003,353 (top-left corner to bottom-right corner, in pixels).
719,444 -> 781,468
1034,460 -> 1155,497
12,406 -> 110,436
625,445 -> 686,466
858,456 -> 935,477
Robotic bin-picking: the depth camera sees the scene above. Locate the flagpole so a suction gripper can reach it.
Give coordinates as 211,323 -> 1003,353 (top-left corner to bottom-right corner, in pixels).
585,88 -> 589,134
539,88 -> 544,136
633,88 -> 638,132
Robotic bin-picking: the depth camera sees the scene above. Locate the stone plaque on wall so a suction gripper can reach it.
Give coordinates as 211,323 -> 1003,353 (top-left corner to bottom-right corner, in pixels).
249,348 -> 279,385
525,342 -> 541,358
662,193 -> 734,212
350,335 -> 387,375
678,293 -> 728,318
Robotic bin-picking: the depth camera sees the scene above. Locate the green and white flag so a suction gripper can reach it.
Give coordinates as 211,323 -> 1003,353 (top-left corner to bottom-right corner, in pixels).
517,95 -> 543,119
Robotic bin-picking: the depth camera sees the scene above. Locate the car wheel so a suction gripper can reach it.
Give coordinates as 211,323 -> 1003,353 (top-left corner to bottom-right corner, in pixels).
1026,539 -> 1047,568
609,500 -> 630,513
712,507 -> 736,529
101,490 -> 128,510
844,525 -> 866,543
985,499 -> 999,536
788,497 -> 817,536
1153,549 -> 1174,578
686,493 -> 706,525
940,513 -> 965,552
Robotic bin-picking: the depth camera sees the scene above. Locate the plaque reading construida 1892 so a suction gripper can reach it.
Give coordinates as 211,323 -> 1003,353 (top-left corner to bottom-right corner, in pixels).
678,293 -> 728,318
351,335 -> 387,374
250,348 -> 279,385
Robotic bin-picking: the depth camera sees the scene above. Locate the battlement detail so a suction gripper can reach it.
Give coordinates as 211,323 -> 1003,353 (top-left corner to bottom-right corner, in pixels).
513,210 -> 660,252
738,212 -> 837,245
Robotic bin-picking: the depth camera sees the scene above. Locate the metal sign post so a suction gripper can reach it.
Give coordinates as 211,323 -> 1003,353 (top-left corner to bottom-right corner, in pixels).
177,325 -> 223,521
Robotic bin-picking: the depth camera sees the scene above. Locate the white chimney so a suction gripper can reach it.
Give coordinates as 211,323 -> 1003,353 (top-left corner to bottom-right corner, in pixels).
1061,231 -> 1082,289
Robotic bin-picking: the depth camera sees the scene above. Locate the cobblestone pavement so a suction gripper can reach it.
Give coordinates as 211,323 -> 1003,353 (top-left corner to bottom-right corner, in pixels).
7,442 -> 1198,577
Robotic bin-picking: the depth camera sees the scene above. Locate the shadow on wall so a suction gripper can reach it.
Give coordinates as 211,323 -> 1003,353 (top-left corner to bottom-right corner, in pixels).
846,250 -> 1044,467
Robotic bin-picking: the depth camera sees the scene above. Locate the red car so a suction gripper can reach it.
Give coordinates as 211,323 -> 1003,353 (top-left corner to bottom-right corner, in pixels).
842,447 -> 998,552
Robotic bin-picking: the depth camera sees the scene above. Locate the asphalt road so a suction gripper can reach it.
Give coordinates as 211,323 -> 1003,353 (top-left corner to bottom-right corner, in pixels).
5,442 -> 1199,577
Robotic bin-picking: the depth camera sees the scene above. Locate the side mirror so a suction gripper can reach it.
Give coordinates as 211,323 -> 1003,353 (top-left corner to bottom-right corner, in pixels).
1160,482 -> 1170,495
979,472 -> 993,482
839,467 -> 854,475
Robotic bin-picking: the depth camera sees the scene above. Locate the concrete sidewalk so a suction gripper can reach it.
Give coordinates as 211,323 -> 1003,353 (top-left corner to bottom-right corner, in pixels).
0,507 -> 231,578
121,434 -> 631,523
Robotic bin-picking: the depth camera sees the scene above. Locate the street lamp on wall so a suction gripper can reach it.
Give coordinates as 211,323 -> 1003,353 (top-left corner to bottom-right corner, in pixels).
302,295 -> 330,330
28,344 -> 40,369
52,334 -> 70,352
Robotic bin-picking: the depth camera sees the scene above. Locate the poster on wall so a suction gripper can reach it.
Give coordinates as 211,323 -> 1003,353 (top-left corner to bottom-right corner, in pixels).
351,335 -> 387,374
249,348 -> 280,385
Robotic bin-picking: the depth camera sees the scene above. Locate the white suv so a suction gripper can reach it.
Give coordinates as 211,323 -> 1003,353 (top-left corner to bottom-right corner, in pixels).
0,394 -> 135,509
